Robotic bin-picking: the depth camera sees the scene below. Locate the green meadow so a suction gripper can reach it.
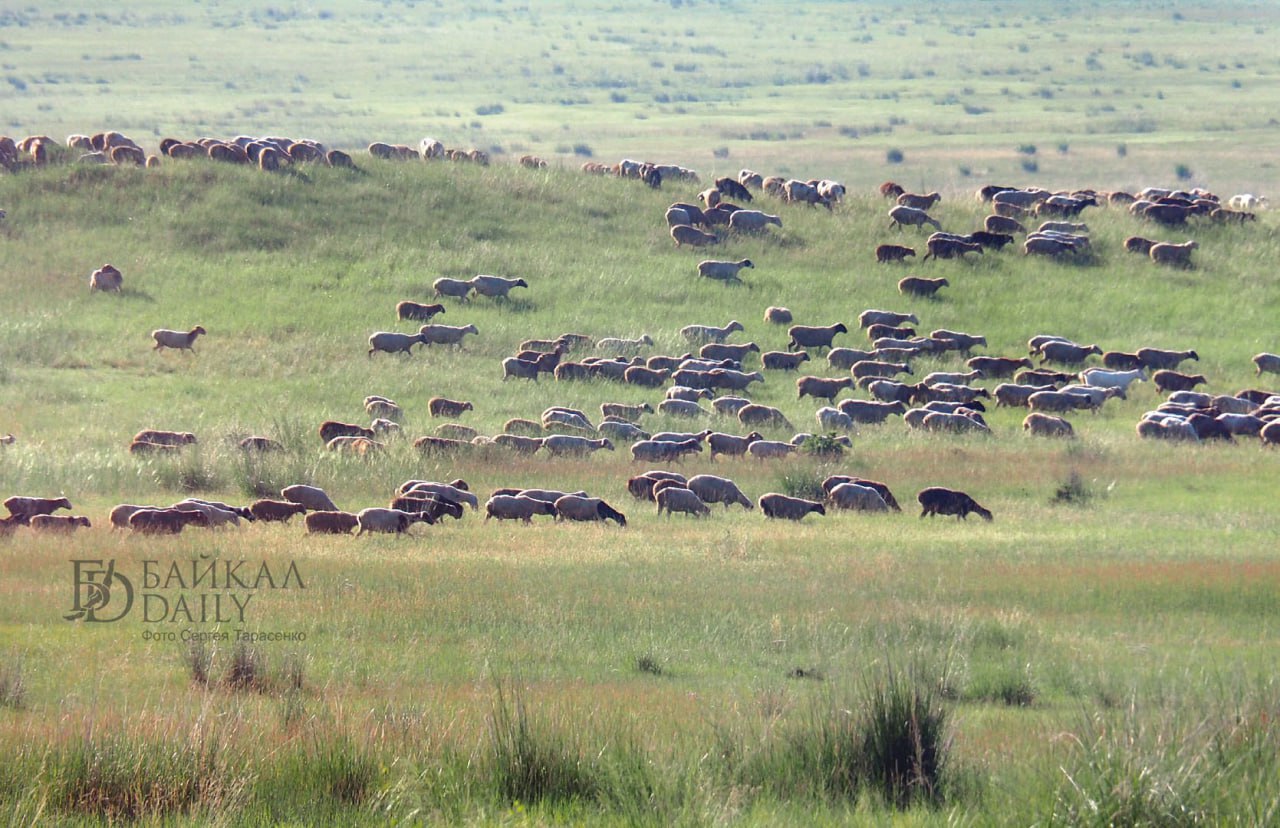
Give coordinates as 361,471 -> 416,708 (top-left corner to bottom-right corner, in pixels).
1,1 -> 1279,824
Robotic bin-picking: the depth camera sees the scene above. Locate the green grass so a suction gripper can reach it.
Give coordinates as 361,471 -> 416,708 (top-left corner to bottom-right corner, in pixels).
1,3 -> 1280,823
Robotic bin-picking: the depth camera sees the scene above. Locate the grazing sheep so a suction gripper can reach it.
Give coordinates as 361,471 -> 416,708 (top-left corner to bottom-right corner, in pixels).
485,495 -> 558,523
758,493 -> 825,521
685,474 -> 753,510
4,495 -> 72,521
796,376 -> 855,403
281,484 -> 339,512
626,471 -> 688,500
630,438 -> 702,463
368,330 -> 427,356
429,397 -> 474,418
967,356 -> 1033,378
433,278 -> 473,301
1023,412 -> 1075,437
682,320 -> 744,343
670,224 -> 719,247
1136,347 -> 1198,371
716,176 -> 754,202
762,351 -> 810,371
897,191 -> 942,210
738,403 -> 792,429
1153,370 -> 1208,394
541,435 -> 614,457
492,434 -> 544,454
788,323 -> 849,352
1260,420 -> 1280,446
820,477 -> 901,511
696,259 -> 753,283
984,215 -> 1027,235
365,399 -> 402,420
922,234 -> 984,262
327,435 -> 384,454
419,323 -> 479,346
919,410 -> 991,434
763,307 -> 793,325
859,309 -> 918,329
917,487 -> 992,521
875,244 -> 916,263
30,514 -> 91,532
356,508 -> 425,535
888,205 -> 942,231
435,423 -> 478,441
133,429 -> 196,446
602,402 -> 653,422
838,398 -> 908,424
551,495 -> 626,526
129,508 -> 210,534
89,264 -> 123,293
1149,240 -> 1199,267
413,435 -> 471,454
305,511 -> 359,534
502,357 -> 541,381
1080,368 -> 1147,393
706,431 -> 763,460
827,483 -> 889,512
397,300 -> 446,321
655,486 -> 711,518
240,435 -> 284,452
1252,353 -> 1280,376
727,210 -> 781,233
245,498 -> 307,523
657,400 -> 710,418
747,440 -> 796,459
109,503 -> 161,529
817,406 -> 855,431
1039,341 -> 1102,366
469,274 -> 529,299
151,326 -> 207,353
401,481 -> 478,510
318,421 -> 374,444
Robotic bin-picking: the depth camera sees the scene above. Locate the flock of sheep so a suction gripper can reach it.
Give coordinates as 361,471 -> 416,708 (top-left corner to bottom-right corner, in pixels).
2,133 -> 1277,542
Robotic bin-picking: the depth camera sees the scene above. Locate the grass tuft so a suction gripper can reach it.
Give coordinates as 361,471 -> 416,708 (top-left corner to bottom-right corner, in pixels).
0,655 -> 27,710
487,682 -> 599,806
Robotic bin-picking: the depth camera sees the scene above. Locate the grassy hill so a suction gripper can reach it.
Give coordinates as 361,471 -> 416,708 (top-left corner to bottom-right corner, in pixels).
1,154 -> 1279,824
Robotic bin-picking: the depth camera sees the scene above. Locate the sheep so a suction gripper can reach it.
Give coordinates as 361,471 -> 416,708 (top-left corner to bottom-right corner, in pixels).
797,376 -> 855,403
1137,347 -> 1199,371
396,301 -> 446,322
542,408 -> 594,432
1216,413 -> 1267,437
828,348 -> 882,371
1022,236 -> 1077,257
668,202 -> 707,227
364,398 -> 402,420
598,420 -> 649,442
747,440 -> 796,459
764,307 -> 793,325
875,244 -> 916,263
655,486 -> 711,518
917,487 -> 992,521
705,431 -> 762,459
237,435 -> 283,452
1080,368 -> 1147,393
758,493 -> 825,520
788,323 -> 849,352
419,323 -> 479,346
429,397 -> 474,418
670,224 -> 719,247
881,181 -> 906,199
1136,417 -> 1200,442
684,474 -> 753,510
968,231 -> 1015,251
432,278 -> 473,301
923,235 -> 984,261
984,215 -> 1026,235
630,438 -> 703,463
133,429 -> 197,446
827,483 -> 890,512
626,471 -> 688,500
485,495 -> 558,523
502,357 -> 541,381
1039,341 -> 1102,366
667,386 -> 714,402
1028,390 -> 1095,414
305,511 -> 360,534
401,481 -> 478,510
469,274 -> 529,299
1023,412 -> 1075,438
1142,204 -> 1194,226
697,259 -> 753,283
666,206 -> 695,227
657,400 -> 711,418
783,179 -> 832,208
897,191 -> 941,211
859,309 -> 918,329
597,335 -> 654,353
30,514 -> 92,532
319,421 -> 374,444
738,404 -> 792,429
867,323 -> 916,342
109,504 -> 162,529
726,210 -> 781,233
993,188 -> 1050,209
435,423 -> 478,442
551,495 -> 626,526
244,498 -> 306,523
355,508 -> 426,535
1259,421 -> 1280,446
762,351 -> 810,371
851,360 -> 912,381
930,329 -> 987,353
1153,370 -> 1208,394
923,370 -> 981,387
281,484 -> 339,513
1016,369 -> 1077,386
413,435 -> 471,454
368,330 -> 426,356
151,326 -> 207,353
888,205 -> 942,231
919,410 -> 991,434
682,320 -> 744,343
994,383 -> 1056,408
838,399 -> 908,424
129,508 -> 210,534
1037,221 -> 1089,235
1228,194 -> 1268,211
705,369 -> 763,393
169,500 -> 244,528
89,264 -> 123,293
1252,353 -> 1280,376
1149,240 -> 1198,267
492,434 -> 544,454
816,406 -> 855,431
967,356 -> 1034,379
541,435 -> 614,457
4,495 -> 72,521
738,169 -> 764,189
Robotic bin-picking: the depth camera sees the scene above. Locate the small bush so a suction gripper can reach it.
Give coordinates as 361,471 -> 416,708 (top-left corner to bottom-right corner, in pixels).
712,146 -> 729,159
1116,143 -> 1128,157
1175,163 -> 1193,180
635,654 -> 664,676
572,143 -> 593,157
1021,159 -> 1039,174
1052,471 -> 1093,506
475,103 -> 505,116
800,434 -> 845,458
775,470 -> 826,501
1017,143 -> 1037,155
185,640 -> 212,686
487,682 -> 598,805
224,643 -> 268,692
858,666 -> 949,808
886,148 -> 904,164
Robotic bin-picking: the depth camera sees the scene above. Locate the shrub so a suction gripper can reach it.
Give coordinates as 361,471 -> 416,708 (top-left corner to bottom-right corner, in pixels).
775,470 -> 826,501
474,103 -> 505,116
886,148 -> 904,164
1175,163 -> 1193,180
487,682 -> 598,805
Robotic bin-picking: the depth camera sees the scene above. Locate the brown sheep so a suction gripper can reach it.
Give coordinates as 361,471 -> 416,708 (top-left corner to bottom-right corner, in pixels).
89,264 -> 123,293
305,511 -> 359,534
898,276 -> 948,297
896,191 -> 942,210
875,244 -> 916,263
1023,412 -> 1074,438
764,307 -> 794,325
428,397 -> 474,418
1153,370 -> 1207,394
250,499 -> 308,522
670,224 -> 719,247
1149,240 -> 1198,267
397,301 -> 447,322
152,326 -> 206,353
1124,236 -> 1159,255
129,508 -> 210,534
133,430 -> 197,446
984,214 -> 1026,235
917,487 -> 992,521
30,514 -> 92,532
319,421 -> 375,444
879,181 -> 905,199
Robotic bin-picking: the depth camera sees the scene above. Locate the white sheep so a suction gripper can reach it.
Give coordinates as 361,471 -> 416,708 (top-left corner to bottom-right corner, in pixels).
888,205 -> 942,231
469,274 -> 528,299
827,482 -> 890,512
368,331 -> 426,356
401,481 -> 478,510
696,259 -> 753,282
152,326 -> 206,353
1080,367 -> 1147,393
419,323 -> 478,346
816,407 -> 855,432
686,474 -> 752,510
432,277 -> 473,301
596,335 -> 653,353
657,400 -> 710,418
681,320 -> 744,343
727,210 -> 782,232
746,439 -> 795,459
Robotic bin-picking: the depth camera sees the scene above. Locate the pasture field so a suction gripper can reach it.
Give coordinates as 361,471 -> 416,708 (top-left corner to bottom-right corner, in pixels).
1,1 -> 1279,194
0,149 -> 1278,824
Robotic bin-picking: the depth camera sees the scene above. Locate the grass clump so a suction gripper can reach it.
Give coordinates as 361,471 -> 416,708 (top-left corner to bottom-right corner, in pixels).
1052,470 -> 1094,506
487,682 -> 600,806
0,655 -> 26,710
775,470 -> 827,501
